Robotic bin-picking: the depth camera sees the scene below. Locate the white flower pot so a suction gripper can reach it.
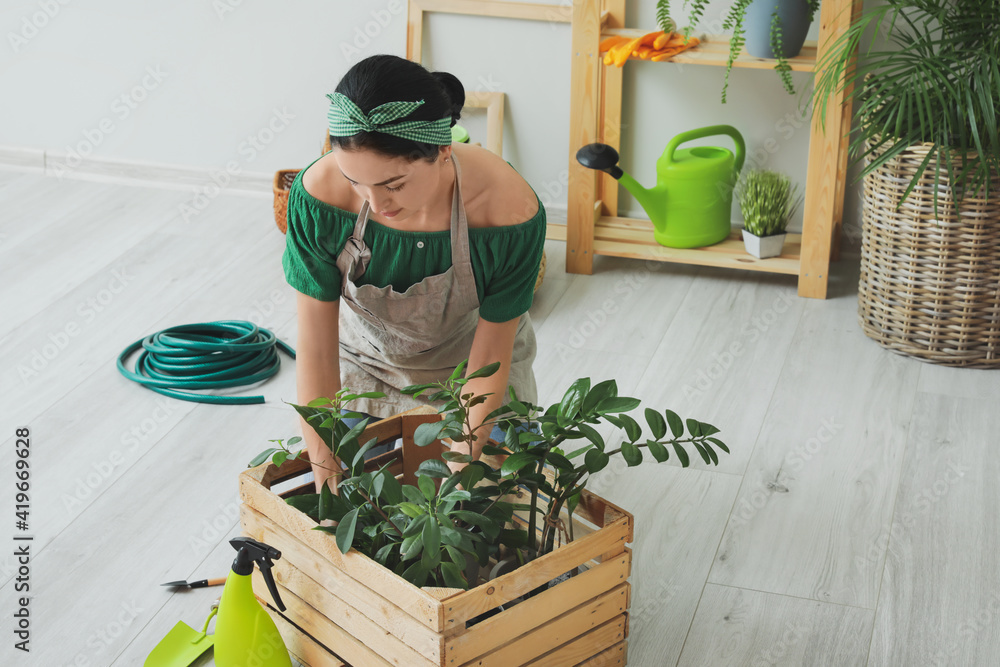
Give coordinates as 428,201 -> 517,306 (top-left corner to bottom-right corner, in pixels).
742,229 -> 787,259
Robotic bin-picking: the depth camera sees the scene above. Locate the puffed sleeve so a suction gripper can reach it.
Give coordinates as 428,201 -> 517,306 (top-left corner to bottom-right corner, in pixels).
281,177 -> 346,301
472,196 -> 546,323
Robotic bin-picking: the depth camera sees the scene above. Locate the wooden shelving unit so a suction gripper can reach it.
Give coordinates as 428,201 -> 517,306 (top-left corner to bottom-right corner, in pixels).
567,0 -> 863,298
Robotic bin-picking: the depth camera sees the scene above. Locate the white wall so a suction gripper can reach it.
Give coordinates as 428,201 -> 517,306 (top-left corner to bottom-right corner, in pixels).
1,0 -> 861,236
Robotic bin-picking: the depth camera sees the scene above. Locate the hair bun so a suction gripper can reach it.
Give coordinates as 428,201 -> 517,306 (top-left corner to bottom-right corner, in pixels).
432,71 -> 465,126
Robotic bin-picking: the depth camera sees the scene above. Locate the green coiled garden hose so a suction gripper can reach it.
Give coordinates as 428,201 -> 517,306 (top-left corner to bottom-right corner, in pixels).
116,320 -> 296,405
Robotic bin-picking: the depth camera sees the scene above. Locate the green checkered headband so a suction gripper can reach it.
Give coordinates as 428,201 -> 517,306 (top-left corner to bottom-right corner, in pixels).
326,92 -> 453,145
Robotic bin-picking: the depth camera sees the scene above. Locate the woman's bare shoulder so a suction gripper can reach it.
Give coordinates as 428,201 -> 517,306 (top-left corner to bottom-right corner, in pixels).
455,143 -> 539,228
301,152 -> 362,212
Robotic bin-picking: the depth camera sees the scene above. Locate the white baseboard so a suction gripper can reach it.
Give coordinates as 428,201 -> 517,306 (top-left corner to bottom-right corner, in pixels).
0,145 -> 272,197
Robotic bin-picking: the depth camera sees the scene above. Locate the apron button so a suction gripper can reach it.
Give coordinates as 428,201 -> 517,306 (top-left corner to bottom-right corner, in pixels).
416,241 -> 425,248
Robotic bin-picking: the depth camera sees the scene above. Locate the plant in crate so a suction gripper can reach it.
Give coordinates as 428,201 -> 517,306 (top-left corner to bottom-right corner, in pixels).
250,362 -> 730,591
736,168 -> 801,259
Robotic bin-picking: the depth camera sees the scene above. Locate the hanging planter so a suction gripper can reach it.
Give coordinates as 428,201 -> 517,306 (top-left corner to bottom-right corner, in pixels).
743,0 -> 813,59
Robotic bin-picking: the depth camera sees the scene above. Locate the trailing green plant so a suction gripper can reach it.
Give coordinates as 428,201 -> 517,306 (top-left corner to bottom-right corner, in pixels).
251,363 -> 730,590
658,0 -> 820,103
736,169 -> 801,236
812,0 -> 1000,210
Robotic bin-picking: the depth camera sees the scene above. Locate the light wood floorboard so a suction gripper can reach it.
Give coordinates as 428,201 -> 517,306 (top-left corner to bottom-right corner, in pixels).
868,393 -> 1000,666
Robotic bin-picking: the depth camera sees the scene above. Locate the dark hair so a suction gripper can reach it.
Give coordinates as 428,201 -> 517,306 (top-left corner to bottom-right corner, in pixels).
330,54 -> 464,162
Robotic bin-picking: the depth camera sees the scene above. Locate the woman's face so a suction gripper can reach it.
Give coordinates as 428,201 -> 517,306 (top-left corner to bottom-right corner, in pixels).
333,146 -> 451,222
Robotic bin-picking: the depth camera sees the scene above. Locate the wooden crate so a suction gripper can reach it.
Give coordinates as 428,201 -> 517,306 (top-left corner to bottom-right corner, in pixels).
238,408 -> 633,667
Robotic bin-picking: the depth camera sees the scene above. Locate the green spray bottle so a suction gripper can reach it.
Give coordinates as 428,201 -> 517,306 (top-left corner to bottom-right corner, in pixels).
214,536 -> 292,667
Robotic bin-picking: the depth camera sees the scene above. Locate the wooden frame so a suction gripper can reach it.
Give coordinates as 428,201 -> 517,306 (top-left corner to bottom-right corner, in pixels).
406,0 -> 573,159
239,408 -> 633,667
566,0 -> 863,298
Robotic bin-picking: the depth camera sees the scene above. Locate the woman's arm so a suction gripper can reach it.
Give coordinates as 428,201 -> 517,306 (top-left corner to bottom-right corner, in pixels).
294,291 -> 344,493
448,315 -> 521,471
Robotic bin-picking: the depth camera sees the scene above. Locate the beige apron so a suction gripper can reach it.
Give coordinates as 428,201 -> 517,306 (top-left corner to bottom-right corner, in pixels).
334,153 -> 537,417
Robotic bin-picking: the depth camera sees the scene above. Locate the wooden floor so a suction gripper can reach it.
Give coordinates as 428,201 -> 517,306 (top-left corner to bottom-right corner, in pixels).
1,169 -> 998,666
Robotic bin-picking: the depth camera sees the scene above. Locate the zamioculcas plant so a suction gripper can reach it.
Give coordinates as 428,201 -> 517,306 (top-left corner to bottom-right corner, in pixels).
251,363 -> 730,590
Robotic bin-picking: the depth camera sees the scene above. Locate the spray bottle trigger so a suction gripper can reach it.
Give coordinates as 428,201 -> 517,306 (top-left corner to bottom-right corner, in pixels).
257,559 -> 286,612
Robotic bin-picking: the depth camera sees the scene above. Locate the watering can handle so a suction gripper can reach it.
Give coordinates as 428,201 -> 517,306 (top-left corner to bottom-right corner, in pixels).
665,125 -> 746,172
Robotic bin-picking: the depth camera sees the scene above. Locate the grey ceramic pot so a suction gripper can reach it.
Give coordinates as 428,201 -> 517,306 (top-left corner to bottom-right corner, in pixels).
743,0 -> 813,59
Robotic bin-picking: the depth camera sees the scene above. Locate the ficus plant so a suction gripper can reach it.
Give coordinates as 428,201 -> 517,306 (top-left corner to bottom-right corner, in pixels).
250,362 -> 729,590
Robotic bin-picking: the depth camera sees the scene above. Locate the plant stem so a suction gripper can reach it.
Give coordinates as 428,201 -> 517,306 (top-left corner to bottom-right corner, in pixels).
353,487 -> 404,536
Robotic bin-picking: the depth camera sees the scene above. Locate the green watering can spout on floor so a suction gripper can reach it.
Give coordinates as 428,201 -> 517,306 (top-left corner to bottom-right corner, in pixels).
577,125 -> 746,249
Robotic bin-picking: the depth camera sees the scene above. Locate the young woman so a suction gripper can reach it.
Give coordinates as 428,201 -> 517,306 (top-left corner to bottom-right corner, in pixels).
282,55 -> 545,492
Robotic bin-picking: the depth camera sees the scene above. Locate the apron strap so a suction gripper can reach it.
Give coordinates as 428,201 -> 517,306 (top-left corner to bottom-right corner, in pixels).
336,200 -> 373,287
448,153 -> 475,280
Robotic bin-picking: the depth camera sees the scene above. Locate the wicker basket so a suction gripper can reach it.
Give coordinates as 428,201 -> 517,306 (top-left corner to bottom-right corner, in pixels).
858,139 -> 1000,367
272,169 -> 300,234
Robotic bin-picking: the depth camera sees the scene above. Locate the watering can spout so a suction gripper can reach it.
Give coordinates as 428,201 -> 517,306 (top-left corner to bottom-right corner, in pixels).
618,172 -> 665,226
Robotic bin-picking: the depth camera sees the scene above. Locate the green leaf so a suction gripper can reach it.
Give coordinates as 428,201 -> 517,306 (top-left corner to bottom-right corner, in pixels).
416,459 -> 452,479
339,418 -> 370,451
402,485 -> 425,505
467,362 -> 501,380
418,475 -> 437,501
402,560 -> 429,587
664,410 -> 683,438
335,508 -> 359,554
448,360 -> 469,383
702,441 -> 719,466
461,464 -> 487,491
576,422 -> 605,451
500,452 -> 539,476
692,441 -> 712,465
442,489 -> 472,503
672,443 -> 690,467
645,408 -> 667,440
481,444 -> 509,456
582,379 -> 618,413
559,378 -> 591,422
286,436 -> 302,447
442,450 -> 473,463
596,396 -> 641,414
452,510 -> 496,529
318,482 -> 334,520
546,451 -> 574,471
401,534 -> 423,560
379,469 -> 403,504
398,502 -> 423,518
272,450 -> 289,467
686,418 -> 702,437
621,441 -> 642,467
400,382 -> 437,396
707,437 -> 730,454
352,437 -> 380,469
248,448 -> 279,468
440,561 -> 467,589
422,517 -> 441,559
647,441 -> 670,463
698,421 -> 720,437
619,414 -> 642,442
585,448 -> 610,474
285,493 -> 319,519
414,420 -> 447,447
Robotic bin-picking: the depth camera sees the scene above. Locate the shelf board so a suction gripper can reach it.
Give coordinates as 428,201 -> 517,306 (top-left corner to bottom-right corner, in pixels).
594,214 -> 802,275
601,29 -> 817,72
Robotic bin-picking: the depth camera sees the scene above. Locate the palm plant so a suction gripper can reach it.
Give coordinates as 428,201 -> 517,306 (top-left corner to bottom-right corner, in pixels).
813,0 -> 1000,208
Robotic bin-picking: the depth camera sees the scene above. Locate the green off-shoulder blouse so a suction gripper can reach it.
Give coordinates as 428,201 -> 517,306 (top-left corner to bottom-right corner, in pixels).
281,155 -> 547,323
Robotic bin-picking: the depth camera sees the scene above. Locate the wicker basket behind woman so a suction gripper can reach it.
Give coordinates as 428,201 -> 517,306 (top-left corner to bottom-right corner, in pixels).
858,139 -> 1000,367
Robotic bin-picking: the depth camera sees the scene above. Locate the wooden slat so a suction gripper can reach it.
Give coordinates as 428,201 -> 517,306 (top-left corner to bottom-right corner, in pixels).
600,30 -> 818,71
413,0 -> 572,23
546,221 -> 567,241
798,0 -> 860,298
524,616 -> 628,667
597,0 -> 625,218
240,463 -> 444,632
574,639 -> 627,666
464,91 -> 506,157
457,585 -> 629,666
406,1 -> 423,61
441,515 -> 631,627
271,604 -> 349,667
566,0 -> 603,274
446,551 -> 632,664
243,504 -> 445,663
593,215 -> 802,275
260,577 -> 396,667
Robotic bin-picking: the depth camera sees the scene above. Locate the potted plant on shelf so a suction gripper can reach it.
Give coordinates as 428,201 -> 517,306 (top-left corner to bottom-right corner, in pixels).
737,168 -> 800,259
242,362 -> 729,665
656,0 -> 821,102
812,0 -> 1000,367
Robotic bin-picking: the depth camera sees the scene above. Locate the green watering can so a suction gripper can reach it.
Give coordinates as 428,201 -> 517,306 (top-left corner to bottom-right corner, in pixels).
577,125 -> 746,248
